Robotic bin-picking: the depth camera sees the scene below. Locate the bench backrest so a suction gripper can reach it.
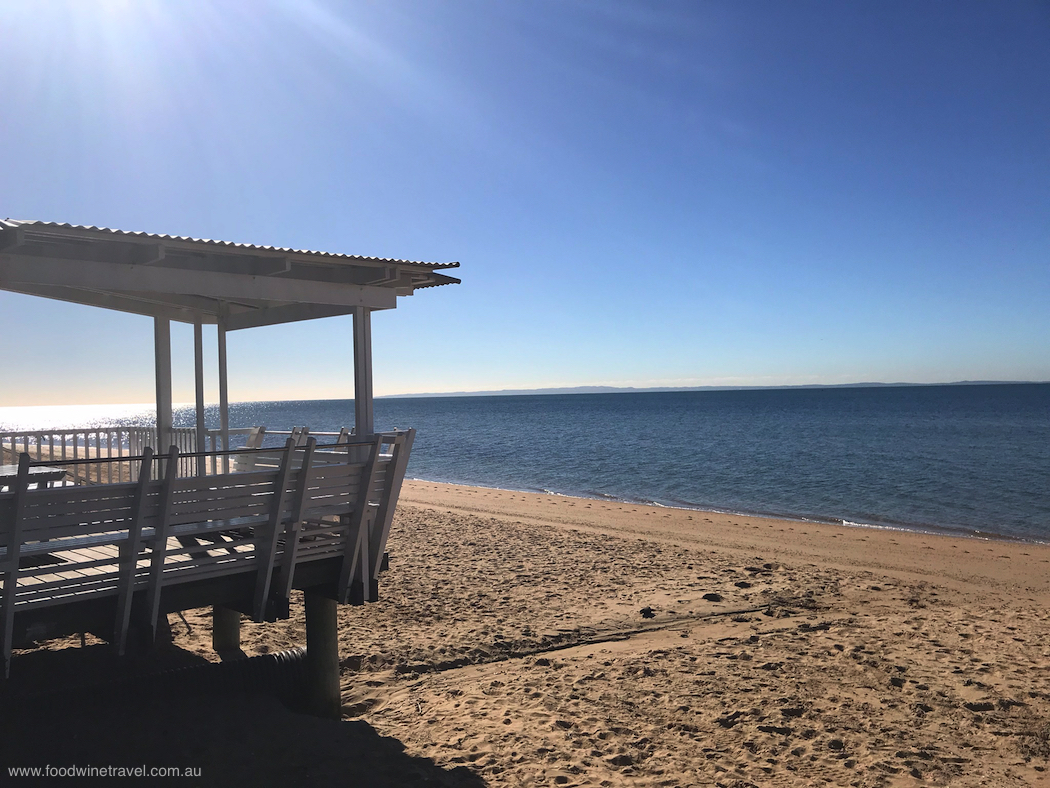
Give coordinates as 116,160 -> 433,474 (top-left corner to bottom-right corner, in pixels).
0,430 -> 414,658
0,455 -> 380,556
167,470 -> 281,528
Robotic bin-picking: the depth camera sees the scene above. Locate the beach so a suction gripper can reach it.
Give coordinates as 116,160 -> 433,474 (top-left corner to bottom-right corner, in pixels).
7,480 -> 1050,786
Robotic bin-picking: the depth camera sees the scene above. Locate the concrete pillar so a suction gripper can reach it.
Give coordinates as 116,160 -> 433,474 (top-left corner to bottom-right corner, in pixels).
304,589 -> 341,718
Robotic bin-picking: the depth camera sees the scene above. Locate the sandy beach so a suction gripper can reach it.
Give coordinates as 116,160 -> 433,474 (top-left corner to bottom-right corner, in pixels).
6,480 -> 1050,786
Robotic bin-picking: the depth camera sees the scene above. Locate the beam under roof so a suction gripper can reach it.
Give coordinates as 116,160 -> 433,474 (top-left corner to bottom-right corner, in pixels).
0,220 -> 459,327
0,255 -> 398,311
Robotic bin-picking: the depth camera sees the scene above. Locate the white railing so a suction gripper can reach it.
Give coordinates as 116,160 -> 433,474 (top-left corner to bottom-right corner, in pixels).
1,425 -> 363,484
0,427 -> 156,484
194,429 -> 351,474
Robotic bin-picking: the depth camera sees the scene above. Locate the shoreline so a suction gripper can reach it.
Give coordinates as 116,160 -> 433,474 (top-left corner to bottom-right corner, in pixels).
397,480 -> 1050,595
407,475 -> 1050,547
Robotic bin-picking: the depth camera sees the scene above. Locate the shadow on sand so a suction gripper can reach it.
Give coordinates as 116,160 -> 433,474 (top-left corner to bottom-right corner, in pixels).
0,644 -> 487,787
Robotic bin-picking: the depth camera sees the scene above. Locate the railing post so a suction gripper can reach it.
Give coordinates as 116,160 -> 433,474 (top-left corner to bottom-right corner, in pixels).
106,431 -> 113,483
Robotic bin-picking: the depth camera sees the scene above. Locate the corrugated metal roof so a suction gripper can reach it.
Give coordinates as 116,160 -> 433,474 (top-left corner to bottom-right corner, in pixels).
0,218 -> 460,327
0,219 -> 460,271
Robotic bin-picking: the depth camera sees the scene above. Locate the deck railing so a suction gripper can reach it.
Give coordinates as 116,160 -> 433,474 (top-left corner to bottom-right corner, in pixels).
0,427 -> 156,484
0,426 -> 351,484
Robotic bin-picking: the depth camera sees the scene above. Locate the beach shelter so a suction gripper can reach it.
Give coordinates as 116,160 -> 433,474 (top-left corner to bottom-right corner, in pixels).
0,219 -> 459,714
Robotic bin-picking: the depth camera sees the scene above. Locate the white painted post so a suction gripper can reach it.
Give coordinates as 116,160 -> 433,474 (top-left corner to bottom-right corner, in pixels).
353,306 -> 374,438
218,315 -> 230,474
194,321 -> 207,476
212,317 -> 235,644
153,318 -> 173,457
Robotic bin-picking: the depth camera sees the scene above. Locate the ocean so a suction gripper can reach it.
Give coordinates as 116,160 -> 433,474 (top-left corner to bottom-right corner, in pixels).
2,384 -> 1048,542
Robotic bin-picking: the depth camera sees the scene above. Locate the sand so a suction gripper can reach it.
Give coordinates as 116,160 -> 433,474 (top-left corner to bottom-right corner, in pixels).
6,480 -> 1050,786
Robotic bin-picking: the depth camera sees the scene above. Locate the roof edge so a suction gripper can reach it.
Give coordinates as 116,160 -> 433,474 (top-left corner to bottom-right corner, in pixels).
1,219 -> 460,270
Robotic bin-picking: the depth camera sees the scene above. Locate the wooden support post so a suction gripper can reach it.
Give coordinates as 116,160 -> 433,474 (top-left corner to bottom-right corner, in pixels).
193,321 -> 207,476
353,306 -> 374,438
304,588 -> 340,719
212,606 -> 241,654
1,454 -> 30,678
217,315 -> 230,474
153,318 -> 173,460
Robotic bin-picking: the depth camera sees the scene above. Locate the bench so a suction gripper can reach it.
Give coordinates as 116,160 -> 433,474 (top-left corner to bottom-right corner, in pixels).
0,430 -> 415,675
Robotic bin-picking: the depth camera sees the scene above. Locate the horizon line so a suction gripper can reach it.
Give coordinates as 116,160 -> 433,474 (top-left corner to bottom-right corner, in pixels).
377,380 -> 1049,399
4,379 -> 1046,410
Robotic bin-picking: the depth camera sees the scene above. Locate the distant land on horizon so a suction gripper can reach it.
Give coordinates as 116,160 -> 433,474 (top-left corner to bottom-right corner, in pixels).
1,381 -> 1045,414
379,381 -> 1046,399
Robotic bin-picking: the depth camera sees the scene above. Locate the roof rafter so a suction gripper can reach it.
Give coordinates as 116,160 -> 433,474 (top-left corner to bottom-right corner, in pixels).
2,282 -> 213,324
224,303 -> 360,331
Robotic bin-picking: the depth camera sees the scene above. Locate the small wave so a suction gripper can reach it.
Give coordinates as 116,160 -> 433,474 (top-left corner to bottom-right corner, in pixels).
839,518 -> 1049,546
839,519 -> 932,535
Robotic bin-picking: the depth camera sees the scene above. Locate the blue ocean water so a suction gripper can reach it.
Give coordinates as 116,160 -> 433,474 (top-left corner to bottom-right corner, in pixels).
370,384 -> 1050,542
2,384 -> 1048,542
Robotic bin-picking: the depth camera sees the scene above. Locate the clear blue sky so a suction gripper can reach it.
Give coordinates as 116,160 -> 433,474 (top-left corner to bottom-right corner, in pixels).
2,0 -> 1048,406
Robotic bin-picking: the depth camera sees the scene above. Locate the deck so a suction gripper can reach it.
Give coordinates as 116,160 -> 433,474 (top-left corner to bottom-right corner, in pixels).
0,429 -> 414,675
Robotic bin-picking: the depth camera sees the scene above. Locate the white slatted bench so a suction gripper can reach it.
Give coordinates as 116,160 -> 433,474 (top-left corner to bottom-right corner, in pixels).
0,430 -> 415,676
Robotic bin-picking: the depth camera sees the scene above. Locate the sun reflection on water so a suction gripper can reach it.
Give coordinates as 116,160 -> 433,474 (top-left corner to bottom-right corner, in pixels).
0,404 -> 158,432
